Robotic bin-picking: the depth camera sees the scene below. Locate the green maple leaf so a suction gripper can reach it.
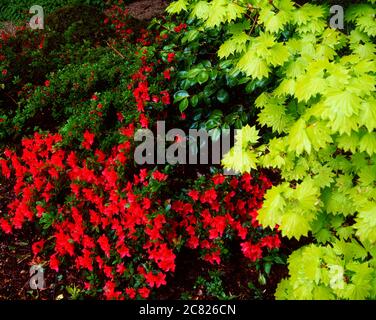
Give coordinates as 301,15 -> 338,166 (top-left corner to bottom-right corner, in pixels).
258,184 -> 288,227
325,189 -> 355,216
345,263 -> 373,299
287,119 -> 312,155
252,32 -> 276,57
268,43 -> 290,67
166,0 -> 188,14
284,58 -> 307,78
337,133 -> 360,153
295,74 -> 326,102
225,2 -> 246,22
359,132 -> 376,156
259,8 -> 290,33
313,165 -> 335,188
280,209 -> 312,239
359,98 -> 376,132
221,147 -> 258,173
322,89 -> 362,135
358,165 -> 376,186
355,204 -> 376,244
306,122 -> 333,151
218,32 -> 250,58
353,43 -> 376,59
257,101 -> 293,133
205,0 -> 227,28
237,54 -> 270,79
274,78 -> 296,97
236,125 -> 260,147
346,4 -> 375,22
323,88 -> 362,116
191,1 -> 210,20
293,179 -> 319,210
218,39 -> 237,58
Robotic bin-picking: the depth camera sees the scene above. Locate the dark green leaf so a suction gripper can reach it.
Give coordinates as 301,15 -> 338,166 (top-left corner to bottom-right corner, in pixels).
179,98 -> 189,113
174,90 -> 190,103
197,71 -> 209,84
217,89 -> 230,104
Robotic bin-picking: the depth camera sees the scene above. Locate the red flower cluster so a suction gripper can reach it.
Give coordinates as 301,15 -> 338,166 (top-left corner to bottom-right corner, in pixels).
0,129 -> 280,299
172,172 -> 279,265
174,23 -> 187,33
0,130 -> 177,300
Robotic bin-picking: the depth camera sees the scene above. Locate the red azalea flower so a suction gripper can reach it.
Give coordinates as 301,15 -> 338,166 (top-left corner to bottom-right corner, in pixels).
125,288 -> 136,299
49,254 -> 59,272
139,113 -> 149,128
2,69 -> 7,76
82,130 -> 95,150
138,287 -> 150,299
188,190 -> 199,201
0,159 -> 10,179
174,23 -> 187,33
103,281 -> 121,300
204,249 -> 221,265
200,188 -> 217,204
98,235 -> 111,258
160,90 -> 170,105
208,216 -> 227,239
144,271 -> 166,288
116,263 -> 126,275
167,53 -> 175,63
152,170 -> 168,181
44,80 -> 50,87
0,218 -> 12,234
241,242 -> 263,262
117,112 -> 124,122
212,174 -> 225,185
119,123 -> 135,137
32,239 -> 45,256
261,234 -> 281,249
163,69 -> 171,80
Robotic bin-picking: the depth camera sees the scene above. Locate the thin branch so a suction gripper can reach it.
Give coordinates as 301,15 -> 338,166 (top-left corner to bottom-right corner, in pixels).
4,92 -> 18,106
106,41 -> 125,59
249,15 -> 259,36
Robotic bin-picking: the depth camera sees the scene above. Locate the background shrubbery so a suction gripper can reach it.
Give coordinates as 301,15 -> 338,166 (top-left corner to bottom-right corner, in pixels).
0,0 -> 108,22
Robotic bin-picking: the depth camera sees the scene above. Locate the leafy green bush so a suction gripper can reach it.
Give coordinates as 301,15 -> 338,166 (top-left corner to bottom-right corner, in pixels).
0,3 -> 113,143
0,0 -> 107,22
11,46 -> 140,147
45,4 -> 110,45
167,0 -> 376,299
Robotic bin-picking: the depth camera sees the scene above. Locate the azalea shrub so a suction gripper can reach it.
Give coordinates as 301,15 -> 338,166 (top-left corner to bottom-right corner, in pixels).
0,0 -> 284,300
0,129 -> 280,299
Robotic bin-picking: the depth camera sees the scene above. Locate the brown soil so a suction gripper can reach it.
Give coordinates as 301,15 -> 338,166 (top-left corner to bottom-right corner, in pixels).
125,0 -> 170,20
